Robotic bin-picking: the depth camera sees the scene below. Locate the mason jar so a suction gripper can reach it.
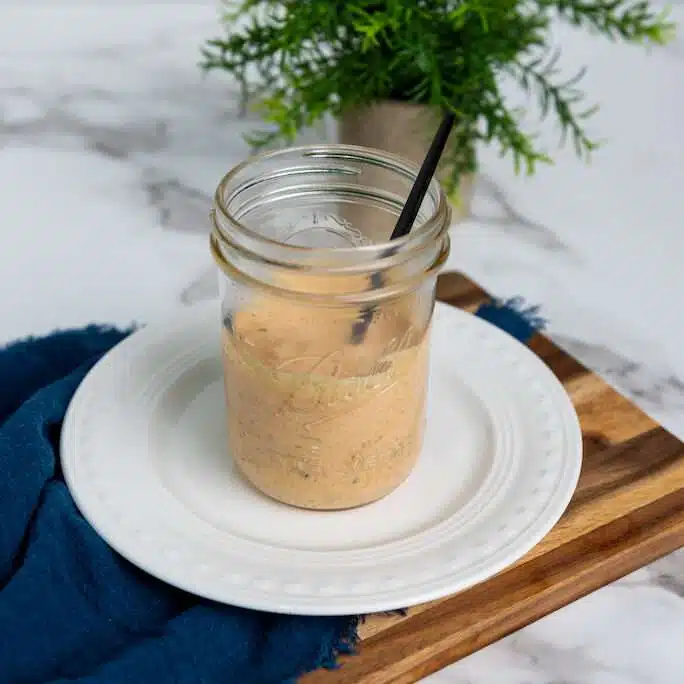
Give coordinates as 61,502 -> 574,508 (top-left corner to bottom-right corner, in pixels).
210,145 -> 451,510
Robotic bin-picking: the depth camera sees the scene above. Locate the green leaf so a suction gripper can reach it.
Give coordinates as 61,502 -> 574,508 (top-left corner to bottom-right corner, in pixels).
201,0 -> 671,181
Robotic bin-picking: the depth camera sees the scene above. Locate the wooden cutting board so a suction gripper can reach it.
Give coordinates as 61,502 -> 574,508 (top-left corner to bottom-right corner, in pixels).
302,272 -> 684,684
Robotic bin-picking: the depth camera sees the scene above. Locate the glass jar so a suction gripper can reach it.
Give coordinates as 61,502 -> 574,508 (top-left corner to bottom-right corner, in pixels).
210,145 -> 451,510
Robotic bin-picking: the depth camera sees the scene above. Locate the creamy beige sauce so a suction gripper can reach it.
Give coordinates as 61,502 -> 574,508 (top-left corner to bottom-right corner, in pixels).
221,297 -> 429,510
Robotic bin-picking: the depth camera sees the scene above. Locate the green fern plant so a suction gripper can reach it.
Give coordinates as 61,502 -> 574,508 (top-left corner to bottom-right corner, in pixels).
201,0 -> 673,193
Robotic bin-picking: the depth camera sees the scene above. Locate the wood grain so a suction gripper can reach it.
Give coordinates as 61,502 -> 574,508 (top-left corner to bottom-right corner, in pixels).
300,272 -> 684,684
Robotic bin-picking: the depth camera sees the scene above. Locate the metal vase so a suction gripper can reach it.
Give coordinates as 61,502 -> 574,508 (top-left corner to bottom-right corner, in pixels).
338,101 -> 474,221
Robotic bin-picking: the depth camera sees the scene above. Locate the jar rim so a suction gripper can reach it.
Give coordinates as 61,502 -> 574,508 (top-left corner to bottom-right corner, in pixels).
212,143 -> 451,271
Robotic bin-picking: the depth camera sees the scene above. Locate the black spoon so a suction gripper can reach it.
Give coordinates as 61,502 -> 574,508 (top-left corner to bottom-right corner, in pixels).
350,110 -> 456,344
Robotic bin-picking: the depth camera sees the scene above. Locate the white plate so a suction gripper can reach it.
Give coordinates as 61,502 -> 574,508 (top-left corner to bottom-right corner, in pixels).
61,302 -> 582,615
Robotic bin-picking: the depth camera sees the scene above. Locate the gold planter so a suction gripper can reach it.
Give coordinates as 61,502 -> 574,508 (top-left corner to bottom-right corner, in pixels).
338,101 -> 474,221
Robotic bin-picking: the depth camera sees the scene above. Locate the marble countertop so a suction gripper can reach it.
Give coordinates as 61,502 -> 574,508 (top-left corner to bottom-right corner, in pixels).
2,3 -> 684,683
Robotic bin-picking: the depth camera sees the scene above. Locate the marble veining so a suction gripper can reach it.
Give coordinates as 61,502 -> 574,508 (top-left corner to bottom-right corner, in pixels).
1,3 -> 683,683
470,175 -> 577,255
142,172 -> 212,235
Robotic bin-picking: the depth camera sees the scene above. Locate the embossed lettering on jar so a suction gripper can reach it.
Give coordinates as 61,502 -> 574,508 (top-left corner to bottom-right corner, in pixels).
211,145 -> 451,510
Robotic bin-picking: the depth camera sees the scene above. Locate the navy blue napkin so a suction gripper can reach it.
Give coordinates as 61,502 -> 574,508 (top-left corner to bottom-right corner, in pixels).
0,299 -> 542,684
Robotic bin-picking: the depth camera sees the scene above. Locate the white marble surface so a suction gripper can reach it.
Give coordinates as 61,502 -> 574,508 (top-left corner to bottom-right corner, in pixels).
2,3 -> 684,683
